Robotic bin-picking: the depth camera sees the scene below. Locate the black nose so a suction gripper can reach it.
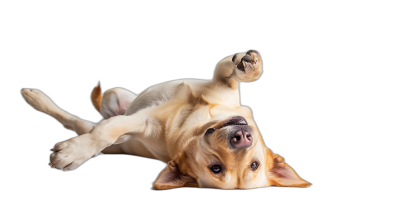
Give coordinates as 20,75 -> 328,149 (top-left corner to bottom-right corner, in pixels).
230,130 -> 253,149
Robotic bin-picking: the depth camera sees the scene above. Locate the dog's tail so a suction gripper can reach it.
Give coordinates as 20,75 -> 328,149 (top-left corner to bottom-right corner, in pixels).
91,82 -> 102,113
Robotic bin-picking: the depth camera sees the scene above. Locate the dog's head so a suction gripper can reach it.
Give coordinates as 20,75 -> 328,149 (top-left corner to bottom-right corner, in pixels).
153,112 -> 311,190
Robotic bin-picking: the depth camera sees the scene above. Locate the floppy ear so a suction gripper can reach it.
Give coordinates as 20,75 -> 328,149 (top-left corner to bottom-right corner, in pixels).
153,158 -> 197,190
267,154 -> 311,187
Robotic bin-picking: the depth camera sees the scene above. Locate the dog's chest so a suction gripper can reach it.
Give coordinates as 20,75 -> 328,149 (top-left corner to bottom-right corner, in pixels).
121,135 -> 170,162
125,79 -> 240,116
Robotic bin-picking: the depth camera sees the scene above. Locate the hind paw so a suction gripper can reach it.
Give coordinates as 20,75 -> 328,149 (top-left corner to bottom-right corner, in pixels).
21,88 -> 56,114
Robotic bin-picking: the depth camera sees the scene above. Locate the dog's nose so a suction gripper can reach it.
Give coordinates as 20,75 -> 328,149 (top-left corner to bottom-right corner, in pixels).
230,130 -> 253,149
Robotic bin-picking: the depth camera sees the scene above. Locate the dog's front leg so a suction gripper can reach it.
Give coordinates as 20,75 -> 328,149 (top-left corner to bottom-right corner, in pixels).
49,109 -> 158,170
213,50 -> 263,88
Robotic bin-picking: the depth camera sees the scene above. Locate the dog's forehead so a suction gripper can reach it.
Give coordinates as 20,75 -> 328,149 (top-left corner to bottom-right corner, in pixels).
195,144 -> 268,189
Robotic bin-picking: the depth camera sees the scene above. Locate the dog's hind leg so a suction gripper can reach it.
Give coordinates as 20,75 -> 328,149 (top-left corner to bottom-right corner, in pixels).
21,88 -> 95,135
91,83 -> 138,119
22,88 -> 131,156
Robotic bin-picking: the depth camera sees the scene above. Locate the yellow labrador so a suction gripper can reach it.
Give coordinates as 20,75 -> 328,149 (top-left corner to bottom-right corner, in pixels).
21,50 -> 311,189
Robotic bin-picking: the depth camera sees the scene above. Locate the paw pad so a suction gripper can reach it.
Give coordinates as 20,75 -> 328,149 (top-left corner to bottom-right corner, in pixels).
237,54 -> 257,72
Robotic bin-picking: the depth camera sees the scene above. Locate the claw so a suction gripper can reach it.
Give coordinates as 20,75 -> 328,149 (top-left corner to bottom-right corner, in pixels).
232,53 -> 238,62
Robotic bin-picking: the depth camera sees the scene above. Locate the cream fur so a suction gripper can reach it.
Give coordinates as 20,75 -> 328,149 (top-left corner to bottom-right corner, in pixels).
21,50 -> 311,189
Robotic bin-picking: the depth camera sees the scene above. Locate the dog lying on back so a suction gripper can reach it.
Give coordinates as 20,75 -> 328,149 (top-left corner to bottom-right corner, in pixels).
21,50 -> 311,189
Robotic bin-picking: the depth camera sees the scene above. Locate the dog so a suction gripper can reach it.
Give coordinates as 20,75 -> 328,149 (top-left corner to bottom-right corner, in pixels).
21,50 -> 311,189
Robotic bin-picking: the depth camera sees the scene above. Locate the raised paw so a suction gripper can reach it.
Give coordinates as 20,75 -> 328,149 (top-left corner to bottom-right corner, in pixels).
232,50 -> 263,82
235,50 -> 259,72
49,134 -> 97,171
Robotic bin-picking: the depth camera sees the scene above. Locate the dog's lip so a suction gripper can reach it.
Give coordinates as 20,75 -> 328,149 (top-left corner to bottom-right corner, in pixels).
218,116 -> 248,129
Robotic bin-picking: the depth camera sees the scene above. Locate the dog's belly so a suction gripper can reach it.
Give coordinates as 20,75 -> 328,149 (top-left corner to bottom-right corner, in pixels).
120,134 -> 170,162
125,79 -> 209,115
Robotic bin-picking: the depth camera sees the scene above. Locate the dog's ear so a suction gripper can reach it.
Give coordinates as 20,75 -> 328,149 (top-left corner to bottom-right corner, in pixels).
267,154 -> 311,187
153,153 -> 197,190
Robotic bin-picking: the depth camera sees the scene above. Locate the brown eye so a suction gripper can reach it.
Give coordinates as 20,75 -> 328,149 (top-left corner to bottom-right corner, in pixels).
205,128 -> 215,135
251,162 -> 259,171
211,165 -> 222,174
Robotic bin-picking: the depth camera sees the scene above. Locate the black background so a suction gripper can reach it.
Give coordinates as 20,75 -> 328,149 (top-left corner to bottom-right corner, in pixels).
6,10 -> 342,210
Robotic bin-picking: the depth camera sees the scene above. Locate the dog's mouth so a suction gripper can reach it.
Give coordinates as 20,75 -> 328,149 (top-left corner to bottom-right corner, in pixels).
220,117 -> 253,149
204,116 -> 248,135
219,116 -> 247,128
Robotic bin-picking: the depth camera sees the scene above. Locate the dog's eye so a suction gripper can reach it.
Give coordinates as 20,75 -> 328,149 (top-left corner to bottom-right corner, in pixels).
211,165 -> 222,174
250,161 -> 259,171
205,128 -> 215,135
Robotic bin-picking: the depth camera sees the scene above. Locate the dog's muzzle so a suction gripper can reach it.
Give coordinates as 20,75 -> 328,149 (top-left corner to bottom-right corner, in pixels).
230,129 -> 253,149
222,117 -> 253,149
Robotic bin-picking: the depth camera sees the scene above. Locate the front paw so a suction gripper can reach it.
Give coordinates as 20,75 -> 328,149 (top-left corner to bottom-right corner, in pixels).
233,50 -> 262,82
49,134 -> 97,171
236,50 -> 259,72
